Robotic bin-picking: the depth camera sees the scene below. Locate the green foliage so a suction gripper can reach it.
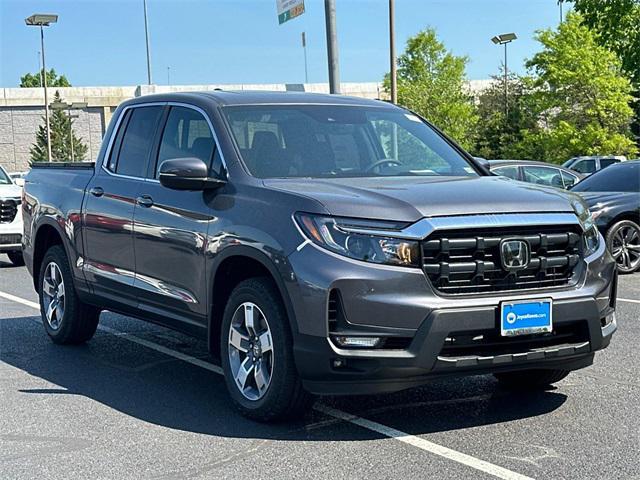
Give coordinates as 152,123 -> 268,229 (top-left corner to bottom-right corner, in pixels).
515,13 -> 637,163
385,28 -> 477,150
30,91 -> 88,162
473,71 -> 538,159
571,0 -> 640,85
20,69 -> 71,88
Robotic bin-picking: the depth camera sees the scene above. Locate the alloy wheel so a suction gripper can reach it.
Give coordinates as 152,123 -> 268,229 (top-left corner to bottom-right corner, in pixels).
42,262 -> 65,330
227,302 -> 274,401
610,223 -> 640,272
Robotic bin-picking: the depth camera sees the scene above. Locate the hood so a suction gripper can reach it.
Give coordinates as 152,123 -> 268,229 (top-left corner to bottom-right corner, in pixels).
264,176 -> 578,222
0,183 -> 22,199
575,191 -> 638,208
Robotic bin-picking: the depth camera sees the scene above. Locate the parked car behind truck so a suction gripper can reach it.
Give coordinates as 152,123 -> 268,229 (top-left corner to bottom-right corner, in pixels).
22,92 -> 617,421
0,164 -> 24,265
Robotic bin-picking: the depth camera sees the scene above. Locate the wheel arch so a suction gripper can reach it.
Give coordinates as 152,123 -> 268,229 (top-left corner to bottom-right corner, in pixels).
207,246 -> 298,356
31,221 -> 68,290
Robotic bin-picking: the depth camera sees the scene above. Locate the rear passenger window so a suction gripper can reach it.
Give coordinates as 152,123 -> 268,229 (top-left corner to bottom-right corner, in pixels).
156,106 -> 215,177
600,159 -> 619,169
115,106 -> 163,178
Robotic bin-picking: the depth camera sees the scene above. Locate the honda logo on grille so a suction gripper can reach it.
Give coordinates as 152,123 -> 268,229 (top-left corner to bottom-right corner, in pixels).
500,239 -> 530,272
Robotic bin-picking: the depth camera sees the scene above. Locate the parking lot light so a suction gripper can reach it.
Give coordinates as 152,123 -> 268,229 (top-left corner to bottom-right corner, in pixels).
491,32 -> 517,116
25,13 -> 58,163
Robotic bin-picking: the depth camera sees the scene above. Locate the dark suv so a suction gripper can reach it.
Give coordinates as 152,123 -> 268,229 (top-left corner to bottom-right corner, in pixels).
22,92 -> 617,421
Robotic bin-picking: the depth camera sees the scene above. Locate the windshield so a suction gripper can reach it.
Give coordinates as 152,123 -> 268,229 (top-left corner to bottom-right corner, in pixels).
571,163 -> 640,193
223,105 -> 478,179
0,167 -> 12,185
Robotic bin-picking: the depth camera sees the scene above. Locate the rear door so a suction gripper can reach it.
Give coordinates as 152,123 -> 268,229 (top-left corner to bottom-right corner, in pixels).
132,104 -> 223,331
83,104 -> 164,306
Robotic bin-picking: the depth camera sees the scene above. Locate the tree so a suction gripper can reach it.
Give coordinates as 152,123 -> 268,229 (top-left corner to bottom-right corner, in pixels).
514,13 -> 637,163
570,0 -> 640,138
30,91 -> 88,162
571,0 -> 640,85
385,29 -> 477,150
473,71 -> 538,159
20,69 -> 71,88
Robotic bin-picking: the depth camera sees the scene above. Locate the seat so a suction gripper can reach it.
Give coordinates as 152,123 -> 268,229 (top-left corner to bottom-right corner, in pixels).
190,137 -> 214,163
251,131 -> 289,177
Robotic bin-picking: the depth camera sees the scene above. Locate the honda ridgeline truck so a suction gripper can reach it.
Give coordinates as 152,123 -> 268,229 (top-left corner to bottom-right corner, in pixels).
22,92 -> 617,421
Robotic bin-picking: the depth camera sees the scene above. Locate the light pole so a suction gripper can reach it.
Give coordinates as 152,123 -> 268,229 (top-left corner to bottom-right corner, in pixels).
558,0 -> 565,24
389,0 -> 397,104
143,0 -> 152,85
302,32 -> 309,84
50,101 -> 87,162
324,0 -> 340,94
26,14 -> 58,163
491,33 -> 517,116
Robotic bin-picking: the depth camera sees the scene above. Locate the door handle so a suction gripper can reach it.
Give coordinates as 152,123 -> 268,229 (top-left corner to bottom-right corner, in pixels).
89,187 -> 104,197
136,195 -> 154,208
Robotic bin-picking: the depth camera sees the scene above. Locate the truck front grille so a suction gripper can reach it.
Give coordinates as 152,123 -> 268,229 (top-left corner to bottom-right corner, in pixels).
0,200 -> 18,224
421,225 -> 582,295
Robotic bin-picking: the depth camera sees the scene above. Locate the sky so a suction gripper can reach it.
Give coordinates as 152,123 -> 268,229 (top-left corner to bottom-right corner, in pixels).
0,0 -> 569,88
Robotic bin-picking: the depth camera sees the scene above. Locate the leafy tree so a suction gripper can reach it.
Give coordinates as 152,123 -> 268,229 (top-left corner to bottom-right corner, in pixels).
515,13 -> 637,163
20,69 -> 71,88
571,0 -> 640,85
385,28 -> 477,150
30,91 -> 88,162
570,0 -> 640,138
473,71 -> 538,159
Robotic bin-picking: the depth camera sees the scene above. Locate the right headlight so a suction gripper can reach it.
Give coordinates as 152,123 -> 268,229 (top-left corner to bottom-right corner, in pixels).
294,213 -> 420,268
571,198 -> 600,257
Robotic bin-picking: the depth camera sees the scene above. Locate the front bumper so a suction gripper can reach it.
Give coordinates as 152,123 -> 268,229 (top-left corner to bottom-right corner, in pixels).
0,207 -> 23,253
285,229 -> 617,396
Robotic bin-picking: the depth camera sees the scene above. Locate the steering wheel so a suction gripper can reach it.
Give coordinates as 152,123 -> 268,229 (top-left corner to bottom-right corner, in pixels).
365,158 -> 403,172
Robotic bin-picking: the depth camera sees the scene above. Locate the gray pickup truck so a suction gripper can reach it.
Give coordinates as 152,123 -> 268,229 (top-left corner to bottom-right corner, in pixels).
22,91 -> 617,421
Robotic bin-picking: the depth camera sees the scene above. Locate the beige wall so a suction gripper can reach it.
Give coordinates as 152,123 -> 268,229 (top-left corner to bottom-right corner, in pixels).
0,80 -> 491,172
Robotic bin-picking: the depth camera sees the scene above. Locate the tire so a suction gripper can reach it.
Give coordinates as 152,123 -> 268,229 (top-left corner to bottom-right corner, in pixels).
494,369 -> 570,390
7,251 -> 24,266
605,220 -> 640,274
220,277 -> 313,422
38,245 -> 101,345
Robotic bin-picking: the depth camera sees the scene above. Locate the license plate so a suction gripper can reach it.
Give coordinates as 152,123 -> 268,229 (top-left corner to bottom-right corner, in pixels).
500,299 -> 552,337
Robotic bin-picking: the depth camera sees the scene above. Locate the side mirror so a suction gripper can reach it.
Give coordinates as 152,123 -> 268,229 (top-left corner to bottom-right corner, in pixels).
159,157 -> 226,191
473,157 -> 491,173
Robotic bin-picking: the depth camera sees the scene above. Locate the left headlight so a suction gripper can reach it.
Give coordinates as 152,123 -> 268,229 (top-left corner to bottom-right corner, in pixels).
294,213 -> 420,267
571,198 -> 600,257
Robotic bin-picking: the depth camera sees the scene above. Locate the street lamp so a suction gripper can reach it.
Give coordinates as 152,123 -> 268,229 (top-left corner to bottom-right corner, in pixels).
491,33 -> 517,116
25,13 -> 58,162
558,0 -> 565,24
143,0 -> 152,85
50,101 -> 87,162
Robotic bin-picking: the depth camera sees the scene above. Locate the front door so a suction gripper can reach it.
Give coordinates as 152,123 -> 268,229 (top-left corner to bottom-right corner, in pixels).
132,105 -> 222,331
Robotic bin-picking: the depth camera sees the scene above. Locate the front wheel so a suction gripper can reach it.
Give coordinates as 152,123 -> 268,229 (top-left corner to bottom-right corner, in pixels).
220,277 -> 313,422
606,220 -> 640,274
38,245 -> 101,344
494,369 -> 570,390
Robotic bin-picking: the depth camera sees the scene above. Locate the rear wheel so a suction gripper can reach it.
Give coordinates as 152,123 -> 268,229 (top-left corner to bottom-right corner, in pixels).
494,369 -> 570,390
38,245 -> 100,344
606,220 -> 640,274
220,277 -> 313,422
7,251 -> 24,266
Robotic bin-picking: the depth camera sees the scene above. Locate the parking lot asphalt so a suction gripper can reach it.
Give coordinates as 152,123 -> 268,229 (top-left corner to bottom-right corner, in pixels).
1,256 -> 638,480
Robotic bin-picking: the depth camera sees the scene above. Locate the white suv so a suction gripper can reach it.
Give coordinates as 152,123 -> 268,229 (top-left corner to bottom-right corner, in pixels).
0,165 -> 24,266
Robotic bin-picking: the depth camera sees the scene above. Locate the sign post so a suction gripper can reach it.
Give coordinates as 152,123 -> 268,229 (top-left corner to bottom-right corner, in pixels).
277,0 -> 305,25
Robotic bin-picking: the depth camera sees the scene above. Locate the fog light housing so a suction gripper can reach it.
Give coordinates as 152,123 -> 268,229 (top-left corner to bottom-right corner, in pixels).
333,336 -> 382,348
602,312 -> 616,328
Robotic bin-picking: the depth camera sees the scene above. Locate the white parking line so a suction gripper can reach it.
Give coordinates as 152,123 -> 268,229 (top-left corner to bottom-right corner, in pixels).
618,298 -> 639,305
11,288 -> 640,480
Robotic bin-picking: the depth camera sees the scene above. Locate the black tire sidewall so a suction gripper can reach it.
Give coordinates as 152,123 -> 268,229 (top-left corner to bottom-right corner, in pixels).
606,220 -> 640,274
38,245 -> 79,342
220,278 -> 299,419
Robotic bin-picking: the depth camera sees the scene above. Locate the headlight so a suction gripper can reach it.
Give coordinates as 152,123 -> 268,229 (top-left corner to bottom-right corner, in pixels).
295,213 -> 420,267
571,198 -> 600,257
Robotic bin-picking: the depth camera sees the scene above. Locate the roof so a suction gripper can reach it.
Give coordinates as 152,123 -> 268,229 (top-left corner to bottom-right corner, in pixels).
488,159 -> 560,167
126,90 -> 393,108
